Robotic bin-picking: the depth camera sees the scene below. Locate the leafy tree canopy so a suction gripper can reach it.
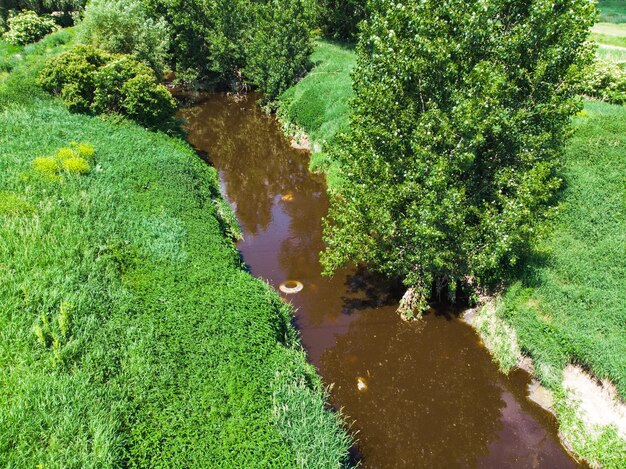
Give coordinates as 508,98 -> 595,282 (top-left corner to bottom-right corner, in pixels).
321,0 -> 596,318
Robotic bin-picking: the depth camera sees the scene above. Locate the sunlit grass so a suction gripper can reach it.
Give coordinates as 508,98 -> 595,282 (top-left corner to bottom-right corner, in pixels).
501,101 -> 626,401
0,31 -> 351,467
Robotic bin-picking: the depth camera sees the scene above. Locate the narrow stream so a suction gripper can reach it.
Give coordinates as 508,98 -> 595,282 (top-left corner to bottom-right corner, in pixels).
180,93 -> 582,468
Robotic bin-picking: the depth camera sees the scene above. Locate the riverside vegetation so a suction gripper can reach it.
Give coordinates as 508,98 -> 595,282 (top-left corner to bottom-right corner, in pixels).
276,0 -> 626,466
0,29 -> 350,466
1,0 -> 625,466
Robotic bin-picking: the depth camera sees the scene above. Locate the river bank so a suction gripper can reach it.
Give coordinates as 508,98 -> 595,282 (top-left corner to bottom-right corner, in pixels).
276,40 -> 626,467
0,32 -> 350,466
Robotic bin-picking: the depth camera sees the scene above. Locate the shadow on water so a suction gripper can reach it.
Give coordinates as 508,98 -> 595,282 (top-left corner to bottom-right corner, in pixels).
178,92 -> 584,468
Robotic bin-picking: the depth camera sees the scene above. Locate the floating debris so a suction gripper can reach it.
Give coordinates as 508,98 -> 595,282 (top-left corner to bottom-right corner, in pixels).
357,376 -> 368,392
279,280 -> 303,294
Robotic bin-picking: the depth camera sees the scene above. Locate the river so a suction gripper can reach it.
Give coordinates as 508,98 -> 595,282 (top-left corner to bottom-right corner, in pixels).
179,93 -> 582,468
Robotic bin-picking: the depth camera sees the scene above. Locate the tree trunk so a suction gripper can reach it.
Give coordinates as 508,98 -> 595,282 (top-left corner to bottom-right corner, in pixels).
397,286 -> 426,321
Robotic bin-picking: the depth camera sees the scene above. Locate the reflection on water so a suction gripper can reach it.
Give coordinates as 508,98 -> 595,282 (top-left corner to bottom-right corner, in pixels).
180,93 -> 582,468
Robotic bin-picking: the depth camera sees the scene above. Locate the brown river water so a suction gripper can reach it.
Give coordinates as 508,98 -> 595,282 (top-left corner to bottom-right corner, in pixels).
179,93 -> 583,468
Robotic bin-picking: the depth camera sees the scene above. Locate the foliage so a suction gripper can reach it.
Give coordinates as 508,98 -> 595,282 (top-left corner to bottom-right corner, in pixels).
39,45 -> 175,128
120,74 -> 176,127
141,0 -> 315,98
245,0 -> 313,99
317,0 -> 367,40
91,55 -> 154,113
0,0 -> 86,27
2,10 -> 58,45
38,45 -> 110,111
499,101 -> 626,400
580,59 -> 626,104
77,0 -> 169,75
0,38 -> 350,467
321,0 -> 596,318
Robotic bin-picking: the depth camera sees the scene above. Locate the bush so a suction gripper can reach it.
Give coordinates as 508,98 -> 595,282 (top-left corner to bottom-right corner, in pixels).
120,75 -> 176,128
317,0 -> 367,40
39,45 -> 111,112
92,56 -> 154,114
580,60 -> 626,104
77,0 -> 170,76
2,10 -> 59,45
245,0 -> 313,98
39,46 -> 176,128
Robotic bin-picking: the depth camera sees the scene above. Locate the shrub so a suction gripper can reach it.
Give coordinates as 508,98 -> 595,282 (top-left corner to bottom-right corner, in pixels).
33,155 -> 60,174
317,0 -> 367,40
120,74 -> 176,128
39,46 -> 175,128
39,45 -> 111,112
2,10 -> 59,45
77,0 -> 170,76
61,156 -> 90,174
91,56 -> 154,114
580,60 -> 626,105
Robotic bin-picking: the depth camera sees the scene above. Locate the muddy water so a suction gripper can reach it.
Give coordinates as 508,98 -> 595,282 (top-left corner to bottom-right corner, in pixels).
180,93 -> 581,468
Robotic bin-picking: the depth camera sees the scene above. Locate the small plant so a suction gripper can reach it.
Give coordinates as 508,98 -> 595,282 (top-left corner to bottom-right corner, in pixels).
2,10 -> 59,46
74,142 -> 95,159
0,192 -> 34,216
33,156 -> 60,175
33,142 -> 95,177
580,60 -> 626,105
61,156 -> 91,174
57,146 -> 80,160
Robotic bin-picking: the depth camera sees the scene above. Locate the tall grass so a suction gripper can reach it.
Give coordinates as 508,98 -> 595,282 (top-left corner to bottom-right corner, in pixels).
499,101 -> 626,397
277,40 -> 355,182
0,33 -> 351,467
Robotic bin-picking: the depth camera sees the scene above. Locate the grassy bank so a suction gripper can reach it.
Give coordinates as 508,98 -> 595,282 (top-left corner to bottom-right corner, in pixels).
497,101 -> 625,397
0,32 -> 350,467
276,40 -> 355,185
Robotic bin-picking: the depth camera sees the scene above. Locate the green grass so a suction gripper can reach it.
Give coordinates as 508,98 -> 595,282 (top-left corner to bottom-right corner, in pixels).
498,101 -> 626,399
0,32 -> 350,467
592,22 -> 626,44
598,0 -> 626,23
596,44 -> 626,64
277,40 -> 355,180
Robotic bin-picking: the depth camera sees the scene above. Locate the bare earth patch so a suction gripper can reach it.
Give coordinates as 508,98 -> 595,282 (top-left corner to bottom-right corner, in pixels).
563,364 -> 626,440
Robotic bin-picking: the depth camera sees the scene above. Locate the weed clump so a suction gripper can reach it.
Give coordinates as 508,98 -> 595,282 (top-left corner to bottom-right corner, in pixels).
33,142 -> 95,177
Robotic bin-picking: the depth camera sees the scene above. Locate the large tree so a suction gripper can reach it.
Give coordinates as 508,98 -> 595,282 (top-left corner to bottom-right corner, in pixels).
321,0 -> 595,318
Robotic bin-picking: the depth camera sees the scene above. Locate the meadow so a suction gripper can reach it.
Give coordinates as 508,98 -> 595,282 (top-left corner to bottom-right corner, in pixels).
0,32 -> 350,467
